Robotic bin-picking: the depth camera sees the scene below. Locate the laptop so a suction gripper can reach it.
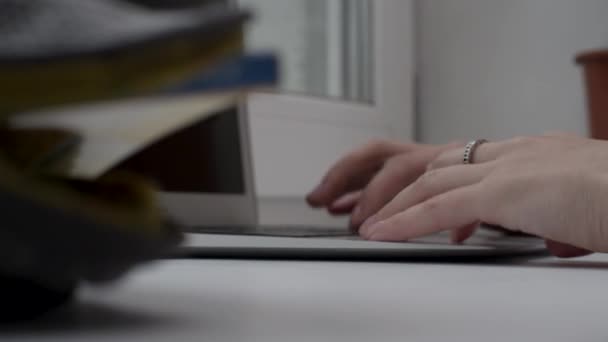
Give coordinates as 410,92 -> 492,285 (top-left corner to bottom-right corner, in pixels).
110,101 -> 549,261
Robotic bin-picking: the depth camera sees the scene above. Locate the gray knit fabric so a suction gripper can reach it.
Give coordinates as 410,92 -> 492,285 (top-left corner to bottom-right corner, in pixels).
0,0 -> 237,59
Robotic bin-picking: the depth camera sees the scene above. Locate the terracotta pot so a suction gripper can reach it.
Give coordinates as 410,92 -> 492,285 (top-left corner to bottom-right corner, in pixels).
576,50 -> 608,139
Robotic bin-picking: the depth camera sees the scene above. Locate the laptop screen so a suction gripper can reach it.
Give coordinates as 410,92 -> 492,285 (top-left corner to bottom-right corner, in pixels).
108,106 -> 246,194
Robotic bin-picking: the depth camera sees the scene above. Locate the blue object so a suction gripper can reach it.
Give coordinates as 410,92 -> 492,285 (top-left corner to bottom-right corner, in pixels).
169,53 -> 279,94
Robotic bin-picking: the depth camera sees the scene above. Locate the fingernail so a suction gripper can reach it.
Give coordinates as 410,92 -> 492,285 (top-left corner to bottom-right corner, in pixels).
332,196 -> 351,209
366,221 -> 394,241
359,214 -> 377,236
361,224 -> 378,240
308,186 -> 321,198
361,221 -> 383,240
367,233 -> 381,241
349,205 -> 362,228
314,177 -> 330,193
307,187 -> 324,205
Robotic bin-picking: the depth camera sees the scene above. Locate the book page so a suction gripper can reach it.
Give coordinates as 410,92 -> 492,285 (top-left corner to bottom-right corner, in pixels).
11,93 -> 239,178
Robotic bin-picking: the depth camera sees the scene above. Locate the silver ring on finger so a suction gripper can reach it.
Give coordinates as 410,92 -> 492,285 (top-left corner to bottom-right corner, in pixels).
463,139 -> 488,165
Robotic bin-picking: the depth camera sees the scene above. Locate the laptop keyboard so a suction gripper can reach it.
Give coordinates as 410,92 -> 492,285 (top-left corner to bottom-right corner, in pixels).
185,224 -> 541,248
186,225 -> 354,238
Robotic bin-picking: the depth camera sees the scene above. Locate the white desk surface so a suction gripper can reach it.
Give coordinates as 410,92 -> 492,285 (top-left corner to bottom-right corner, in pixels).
4,198 -> 608,342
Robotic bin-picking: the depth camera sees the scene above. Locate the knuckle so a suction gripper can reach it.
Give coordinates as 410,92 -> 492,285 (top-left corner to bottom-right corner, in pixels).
350,139 -> 392,161
418,198 -> 443,227
509,136 -> 530,146
420,168 -> 442,183
366,139 -> 391,153
384,154 -> 409,169
427,152 -> 449,170
413,169 -> 442,194
509,135 -> 541,147
420,197 -> 440,212
446,140 -> 467,148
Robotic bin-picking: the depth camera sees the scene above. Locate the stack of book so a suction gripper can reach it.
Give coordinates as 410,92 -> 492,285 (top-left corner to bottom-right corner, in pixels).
0,0 -> 277,321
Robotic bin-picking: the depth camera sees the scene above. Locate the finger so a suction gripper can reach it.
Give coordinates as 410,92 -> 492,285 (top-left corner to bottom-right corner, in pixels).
360,163 -> 493,236
363,185 -> 482,241
427,143 -> 497,170
450,222 -> 480,244
327,191 -> 361,215
350,152 -> 429,228
545,239 -> 593,258
307,141 -> 406,207
427,137 -> 540,170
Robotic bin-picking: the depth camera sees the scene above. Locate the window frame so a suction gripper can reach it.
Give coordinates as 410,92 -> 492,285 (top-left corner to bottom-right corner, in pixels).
245,0 -> 416,196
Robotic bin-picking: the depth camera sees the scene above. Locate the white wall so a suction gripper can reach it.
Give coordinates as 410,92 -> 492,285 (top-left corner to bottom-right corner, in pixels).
238,0 -> 336,97
416,0 -> 608,143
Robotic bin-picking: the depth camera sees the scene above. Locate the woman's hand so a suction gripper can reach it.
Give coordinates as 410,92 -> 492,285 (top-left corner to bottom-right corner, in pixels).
307,140 -> 461,229
359,134 -> 608,257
